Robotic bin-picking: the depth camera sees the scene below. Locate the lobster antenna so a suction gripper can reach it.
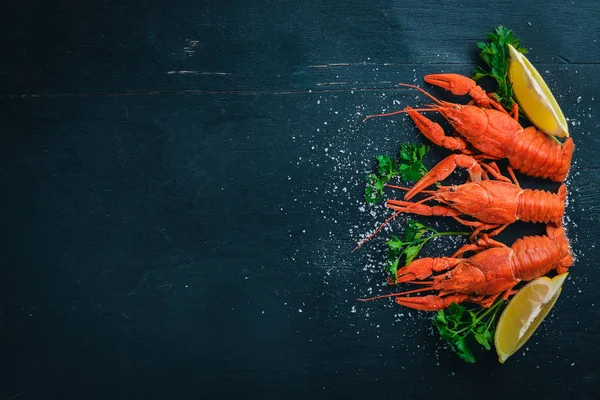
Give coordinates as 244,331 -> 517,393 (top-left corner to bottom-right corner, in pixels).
398,83 -> 444,105
415,195 -> 436,205
353,195 -> 437,252
385,184 -> 436,195
352,211 -> 401,252
363,108 -> 436,122
357,285 -> 433,302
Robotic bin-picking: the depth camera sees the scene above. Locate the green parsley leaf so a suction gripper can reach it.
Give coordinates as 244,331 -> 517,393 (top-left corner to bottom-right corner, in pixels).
455,337 -> 476,363
398,143 -> 429,182
365,173 -> 383,203
387,257 -> 400,279
386,235 -> 406,251
364,143 -> 430,204
435,309 -> 447,324
404,219 -> 429,242
402,244 -> 422,265
432,299 -> 505,363
375,154 -> 396,176
474,327 -> 493,351
472,25 -> 527,110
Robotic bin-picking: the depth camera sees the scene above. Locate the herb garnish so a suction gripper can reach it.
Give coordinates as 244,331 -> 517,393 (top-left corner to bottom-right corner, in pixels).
365,143 -> 429,204
433,300 -> 505,363
472,25 -> 527,110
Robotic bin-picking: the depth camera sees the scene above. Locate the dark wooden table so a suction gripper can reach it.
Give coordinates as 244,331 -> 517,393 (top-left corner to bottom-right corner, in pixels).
2,1 -> 600,399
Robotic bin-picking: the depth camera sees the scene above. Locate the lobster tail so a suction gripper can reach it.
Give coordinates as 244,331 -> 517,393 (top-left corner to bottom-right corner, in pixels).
554,138 -> 574,181
510,229 -> 573,281
507,127 -> 573,182
517,184 -> 566,224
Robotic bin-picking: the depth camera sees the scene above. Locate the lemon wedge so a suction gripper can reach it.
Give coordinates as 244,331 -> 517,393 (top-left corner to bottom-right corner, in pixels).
508,44 -> 569,138
494,273 -> 568,363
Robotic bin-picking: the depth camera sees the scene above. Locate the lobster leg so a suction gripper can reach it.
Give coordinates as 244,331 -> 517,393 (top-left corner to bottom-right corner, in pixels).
404,106 -> 470,151
395,293 -> 470,311
468,222 -> 511,240
487,92 -> 520,121
424,73 -> 509,115
502,287 -> 518,300
449,216 -> 508,241
481,161 -> 520,186
481,162 -> 512,183
394,257 -> 464,284
451,235 -> 507,258
404,154 -> 484,200
470,293 -> 502,308
507,166 -> 520,187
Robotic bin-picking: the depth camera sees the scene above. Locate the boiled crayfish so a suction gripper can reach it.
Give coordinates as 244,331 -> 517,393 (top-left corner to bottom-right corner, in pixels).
354,167 -> 567,249
359,224 -> 572,311
364,73 -> 574,182
385,164 -> 567,239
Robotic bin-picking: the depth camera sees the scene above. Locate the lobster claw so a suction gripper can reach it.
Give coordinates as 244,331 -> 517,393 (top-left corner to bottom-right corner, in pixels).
404,154 -> 483,200
404,107 -> 468,152
425,73 -> 480,97
424,73 -> 508,115
395,257 -> 463,284
395,293 -> 470,311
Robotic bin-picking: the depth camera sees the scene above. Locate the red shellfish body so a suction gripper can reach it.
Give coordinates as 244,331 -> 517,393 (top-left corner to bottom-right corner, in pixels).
394,225 -> 573,310
433,247 -> 517,296
437,105 -> 520,159
517,185 -> 566,225
437,104 -> 574,182
507,127 -> 574,182
435,181 -> 522,224
432,181 -> 566,226
510,227 -> 572,280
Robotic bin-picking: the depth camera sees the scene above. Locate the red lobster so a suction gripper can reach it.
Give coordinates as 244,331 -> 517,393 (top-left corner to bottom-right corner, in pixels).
359,224 -> 572,311
364,73 -> 574,182
385,163 -> 567,239
354,165 -> 566,249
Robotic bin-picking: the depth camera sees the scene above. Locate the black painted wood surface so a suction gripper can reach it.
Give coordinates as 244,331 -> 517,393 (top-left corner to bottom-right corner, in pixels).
1,1 -> 600,399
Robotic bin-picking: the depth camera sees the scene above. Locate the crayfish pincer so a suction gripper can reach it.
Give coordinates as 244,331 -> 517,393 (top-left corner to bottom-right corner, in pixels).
364,73 -> 574,182
359,224 -> 572,311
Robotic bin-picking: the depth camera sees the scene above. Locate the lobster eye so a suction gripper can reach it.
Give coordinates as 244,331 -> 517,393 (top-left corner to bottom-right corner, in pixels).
450,186 -> 457,192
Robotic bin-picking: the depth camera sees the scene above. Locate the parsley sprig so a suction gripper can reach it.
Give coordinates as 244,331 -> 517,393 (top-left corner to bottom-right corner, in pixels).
386,220 -> 469,279
473,25 -> 527,110
433,300 -> 505,363
365,143 -> 430,204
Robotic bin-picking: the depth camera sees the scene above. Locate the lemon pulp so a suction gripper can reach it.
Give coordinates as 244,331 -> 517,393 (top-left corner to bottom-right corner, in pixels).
495,273 -> 568,363
508,44 -> 569,138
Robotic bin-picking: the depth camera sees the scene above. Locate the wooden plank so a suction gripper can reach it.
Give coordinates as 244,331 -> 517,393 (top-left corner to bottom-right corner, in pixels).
1,91 -> 598,398
1,0 -> 599,95
3,76 -> 598,167
2,0 -> 600,398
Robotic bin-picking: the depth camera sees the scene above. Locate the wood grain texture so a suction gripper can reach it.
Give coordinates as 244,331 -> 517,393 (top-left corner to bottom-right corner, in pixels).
1,0 -> 599,95
0,1 -> 599,399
